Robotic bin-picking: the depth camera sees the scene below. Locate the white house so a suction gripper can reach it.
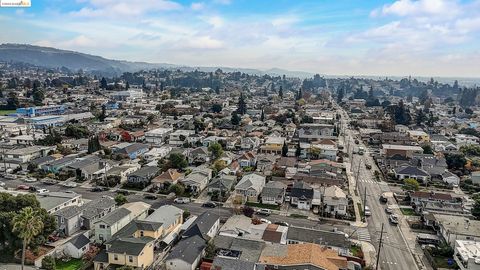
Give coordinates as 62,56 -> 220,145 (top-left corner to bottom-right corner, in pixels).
145,127 -> 173,145
234,173 -> 266,203
323,185 -> 347,216
61,234 -> 90,259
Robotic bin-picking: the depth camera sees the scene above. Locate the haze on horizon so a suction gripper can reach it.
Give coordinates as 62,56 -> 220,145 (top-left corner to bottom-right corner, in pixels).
1,0 -> 480,78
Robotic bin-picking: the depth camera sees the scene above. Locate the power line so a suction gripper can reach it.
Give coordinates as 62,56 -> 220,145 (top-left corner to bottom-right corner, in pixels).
375,223 -> 384,270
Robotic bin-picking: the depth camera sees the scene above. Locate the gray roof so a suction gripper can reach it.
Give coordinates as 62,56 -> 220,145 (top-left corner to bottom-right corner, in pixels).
145,205 -> 183,228
97,208 -> 131,226
67,155 -> 100,169
117,143 -> 148,155
166,235 -> 206,264
183,211 -> 220,240
261,181 -> 286,197
128,166 -> 159,178
81,197 -> 116,219
212,257 -> 256,270
93,249 -> 109,263
208,175 -> 236,190
394,166 -> 430,177
30,155 -> 55,166
114,220 -> 163,238
68,234 -> 90,249
54,205 -> 82,218
286,226 -> 350,248
107,237 -> 154,256
213,235 -> 265,262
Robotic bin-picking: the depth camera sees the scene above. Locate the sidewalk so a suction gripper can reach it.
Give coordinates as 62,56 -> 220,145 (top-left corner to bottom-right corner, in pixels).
351,239 -> 376,268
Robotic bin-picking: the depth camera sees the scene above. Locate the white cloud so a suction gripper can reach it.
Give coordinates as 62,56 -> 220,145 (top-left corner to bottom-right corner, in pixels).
70,0 -> 182,18
203,15 -> 224,28
213,0 -> 231,5
183,36 -> 225,49
191,2 -> 204,10
374,0 -> 461,18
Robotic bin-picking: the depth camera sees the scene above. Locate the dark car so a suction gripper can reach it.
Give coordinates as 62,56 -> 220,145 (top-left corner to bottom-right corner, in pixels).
274,221 -> 290,227
354,139 -> 359,144
144,194 -> 158,200
91,187 -> 103,192
380,195 -> 388,203
202,202 -> 217,208
116,190 -> 130,196
365,164 -> 372,170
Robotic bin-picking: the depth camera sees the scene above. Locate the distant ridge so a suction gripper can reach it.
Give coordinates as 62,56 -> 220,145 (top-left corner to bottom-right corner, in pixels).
0,43 -> 314,78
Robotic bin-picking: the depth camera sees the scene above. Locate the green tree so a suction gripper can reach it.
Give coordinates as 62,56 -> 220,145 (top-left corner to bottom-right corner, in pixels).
100,77 -> 108,89
282,142 -> 288,157
237,93 -> 247,115
41,255 -> 56,270
88,136 -> 101,154
445,152 -> 467,170
260,109 -> 265,122
403,178 -> 420,191
422,145 -> 434,155
278,85 -> 283,99
114,194 -> 128,205
169,184 -> 185,196
211,103 -> 222,113
205,241 -> 217,259
472,200 -> 480,219
182,209 -> 191,222
13,207 -> 44,270
169,153 -> 188,170
231,112 -> 241,126
295,142 -> 301,157
208,142 -> 224,160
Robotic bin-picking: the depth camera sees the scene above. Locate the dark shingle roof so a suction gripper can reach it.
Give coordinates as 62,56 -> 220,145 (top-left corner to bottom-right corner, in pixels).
183,211 -> 219,240
81,197 -> 116,219
107,237 -> 154,255
54,205 -> 81,218
287,226 -> 349,248
395,166 -> 430,177
68,234 -> 90,249
166,235 -> 206,264
98,208 -> 131,226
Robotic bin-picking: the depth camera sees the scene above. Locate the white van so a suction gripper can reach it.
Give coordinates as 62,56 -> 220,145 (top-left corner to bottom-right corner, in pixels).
364,206 -> 371,216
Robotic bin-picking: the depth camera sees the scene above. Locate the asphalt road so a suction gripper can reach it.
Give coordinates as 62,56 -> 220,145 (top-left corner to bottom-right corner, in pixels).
340,109 -> 418,270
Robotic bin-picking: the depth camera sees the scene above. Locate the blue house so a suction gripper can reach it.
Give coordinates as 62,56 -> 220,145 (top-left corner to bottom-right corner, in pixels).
16,105 -> 65,117
103,101 -> 119,110
114,143 -> 149,159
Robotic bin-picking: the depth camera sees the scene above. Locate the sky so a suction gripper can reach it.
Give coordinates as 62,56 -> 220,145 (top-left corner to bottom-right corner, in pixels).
1,0 -> 480,77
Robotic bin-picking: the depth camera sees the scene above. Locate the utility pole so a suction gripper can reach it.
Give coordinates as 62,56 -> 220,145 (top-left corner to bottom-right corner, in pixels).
363,186 -> 367,222
376,223 -> 385,270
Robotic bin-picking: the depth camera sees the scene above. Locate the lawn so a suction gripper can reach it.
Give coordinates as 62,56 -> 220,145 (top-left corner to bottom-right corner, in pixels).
245,202 -> 280,210
400,208 -> 419,216
432,256 -> 457,269
55,258 -> 84,270
0,110 -> 16,116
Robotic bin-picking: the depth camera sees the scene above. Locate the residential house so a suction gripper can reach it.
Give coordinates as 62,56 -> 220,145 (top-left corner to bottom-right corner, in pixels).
241,137 -> 261,150
237,151 -> 257,168
297,123 -> 335,142
411,154 -> 448,179
80,197 -> 117,230
454,240 -> 480,270
311,139 -> 338,161
164,235 -> 206,270
188,147 -> 210,164
61,234 -> 90,259
180,168 -> 213,194
211,235 -> 265,270
144,205 -> 184,239
102,237 -> 155,269
55,205 -> 83,237
37,192 -> 83,214
94,202 -> 150,243
260,136 -> 285,155
169,129 -> 195,146
429,214 -> 480,246
106,164 -> 141,183
472,171 -> 480,185
408,130 -> 430,144
182,211 -> 220,241
323,185 -> 348,216
382,144 -> 424,159
261,181 -> 286,205
257,243 -> 348,270
410,191 -> 459,213
126,166 -> 160,186
456,134 -> 480,146
394,165 -> 430,183
151,169 -> 183,189
286,226 -> 350,253
144,127 -> 173,145
207,174 -> 236,194
234,173 -> 266,203
113,143 -> 149,159
290,181 -> 314,210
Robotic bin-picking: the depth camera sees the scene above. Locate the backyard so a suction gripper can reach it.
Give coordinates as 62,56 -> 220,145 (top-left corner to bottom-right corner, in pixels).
55,258 -> 85,270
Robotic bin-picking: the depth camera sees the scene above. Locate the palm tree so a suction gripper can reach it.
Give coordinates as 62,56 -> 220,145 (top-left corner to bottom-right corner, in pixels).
13,207 -> 44,270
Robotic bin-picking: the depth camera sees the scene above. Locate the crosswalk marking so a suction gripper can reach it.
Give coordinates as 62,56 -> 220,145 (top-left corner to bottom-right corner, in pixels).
356,228 -> 371,242
358,179 -> 376,184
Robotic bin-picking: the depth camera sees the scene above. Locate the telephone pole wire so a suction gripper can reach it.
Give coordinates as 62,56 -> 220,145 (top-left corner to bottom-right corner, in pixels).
375,223 -> 385,270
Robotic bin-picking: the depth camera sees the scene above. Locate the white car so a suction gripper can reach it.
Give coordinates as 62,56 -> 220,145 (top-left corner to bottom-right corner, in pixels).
24,177 -> 37,183
0,181 -> 5,187
36,188 -> 49,194
62,182 -> 78,188
174,197 -> 191,204
260,218 -> 271,224
364,206 -> 371,217
256,209 -> 272,216
385,205 -> 394,214
389,214 -> 399,225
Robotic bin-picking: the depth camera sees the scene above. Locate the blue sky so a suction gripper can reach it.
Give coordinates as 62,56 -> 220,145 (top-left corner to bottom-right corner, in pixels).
1,0 -> 480,77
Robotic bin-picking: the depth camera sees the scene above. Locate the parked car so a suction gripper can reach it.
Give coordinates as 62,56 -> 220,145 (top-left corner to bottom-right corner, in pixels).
354,139 -> 359,144
174,197 -> 191,204
36,188 -> 49,194
202,202 -> 217,208
274,221 -> 289,227
62,181 -> 78,188
17,184 -> 30,190
24,177 -> 37,183
365,164 -> 372,170
389,214 -> 399,225
144,194 -> 158,200
260,218 -> 271,224
364,206 -> 371,217
256,209 -> 272,216
4,173 -> 17,180
42,179 -> 58,185
385,205 -> 393,214
379,194 -> 388,203
91,187 -> 103,192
